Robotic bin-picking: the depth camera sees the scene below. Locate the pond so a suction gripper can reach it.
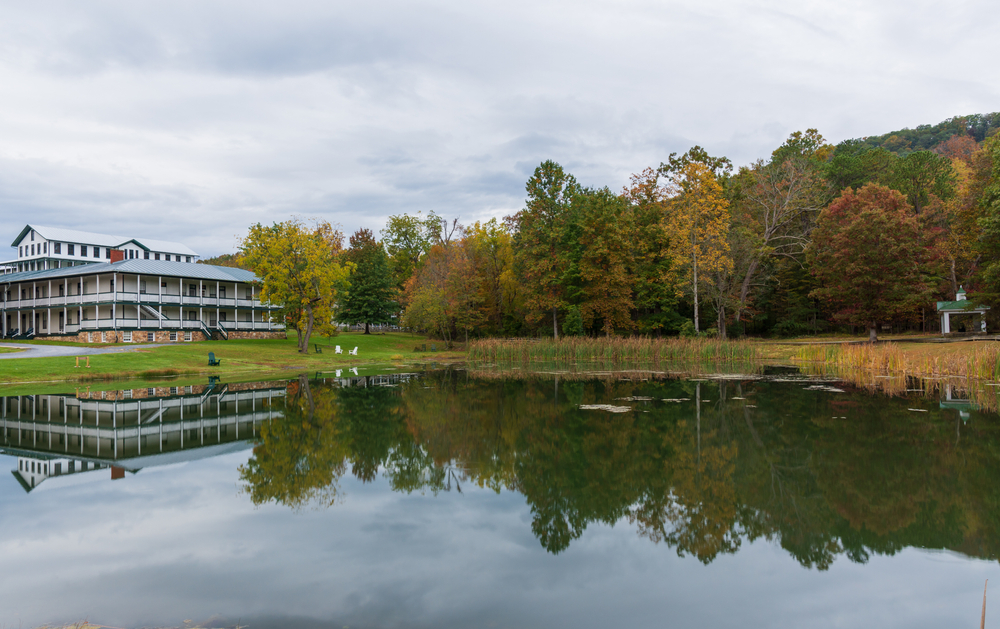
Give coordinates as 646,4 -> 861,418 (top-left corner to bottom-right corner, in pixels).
0,367 -> 997,628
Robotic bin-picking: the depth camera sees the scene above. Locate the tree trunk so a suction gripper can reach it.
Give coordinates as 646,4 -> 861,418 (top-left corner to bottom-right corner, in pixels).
950,257 -> 959,299
734,258 -> 761,335
553,307 -> 559,340
718,303 -> 727,339
869,324 -> 878,343
364,321 -> 370,334
693,249 -> 700,333
299,306 -> 315,353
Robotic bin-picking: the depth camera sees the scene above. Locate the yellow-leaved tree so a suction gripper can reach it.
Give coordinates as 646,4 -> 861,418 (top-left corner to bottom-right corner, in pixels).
240,218 -> 352,354
666,162 -> 732,333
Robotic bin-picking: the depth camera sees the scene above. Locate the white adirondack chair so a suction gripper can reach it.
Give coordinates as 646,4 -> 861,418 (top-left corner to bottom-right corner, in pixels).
335,345 -> 343,354
349,346 -> 358,355
351,367 -> 358,375
335,369 -> 342,377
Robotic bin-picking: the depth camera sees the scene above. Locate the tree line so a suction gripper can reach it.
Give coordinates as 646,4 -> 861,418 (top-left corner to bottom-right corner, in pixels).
231,112 -> 1000,346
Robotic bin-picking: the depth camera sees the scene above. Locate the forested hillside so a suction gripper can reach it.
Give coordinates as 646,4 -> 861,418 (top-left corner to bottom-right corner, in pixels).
238,112 -> 1000,341
858,112 -> 1000,155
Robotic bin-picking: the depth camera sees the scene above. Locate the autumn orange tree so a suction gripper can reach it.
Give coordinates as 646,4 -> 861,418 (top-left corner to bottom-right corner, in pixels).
808,184 -> 936,342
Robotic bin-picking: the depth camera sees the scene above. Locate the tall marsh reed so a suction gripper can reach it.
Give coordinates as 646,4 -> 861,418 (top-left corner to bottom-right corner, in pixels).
468,337 -> 764,368
794,342 -> 1000,380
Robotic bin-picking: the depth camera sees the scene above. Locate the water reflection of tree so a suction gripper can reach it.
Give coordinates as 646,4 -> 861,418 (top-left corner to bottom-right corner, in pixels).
239,375 -> 348,508
239,370 -> 1000,566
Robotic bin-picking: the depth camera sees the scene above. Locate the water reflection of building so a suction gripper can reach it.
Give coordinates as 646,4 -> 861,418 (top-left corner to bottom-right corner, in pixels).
939,383 -> 975,421
1,379 -> 287,492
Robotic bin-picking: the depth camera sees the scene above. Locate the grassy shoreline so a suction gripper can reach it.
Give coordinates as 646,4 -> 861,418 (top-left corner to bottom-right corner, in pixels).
0,331 -> 464,390
3,332 -> 998,391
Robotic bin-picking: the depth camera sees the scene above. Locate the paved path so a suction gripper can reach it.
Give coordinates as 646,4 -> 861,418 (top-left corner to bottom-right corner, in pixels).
0,343 -> 167,360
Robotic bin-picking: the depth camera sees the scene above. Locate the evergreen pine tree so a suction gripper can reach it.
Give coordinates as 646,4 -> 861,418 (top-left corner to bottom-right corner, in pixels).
340,229 -> 398,334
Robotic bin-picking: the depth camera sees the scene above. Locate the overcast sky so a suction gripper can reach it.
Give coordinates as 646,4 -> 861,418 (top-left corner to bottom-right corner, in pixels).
0,0 -> 997,257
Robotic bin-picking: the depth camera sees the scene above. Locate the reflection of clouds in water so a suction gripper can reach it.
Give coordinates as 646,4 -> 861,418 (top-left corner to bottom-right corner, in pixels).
0,450 -> 990,629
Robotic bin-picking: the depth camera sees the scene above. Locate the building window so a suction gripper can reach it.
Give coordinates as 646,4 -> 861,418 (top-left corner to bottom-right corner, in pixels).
18,246 -> 22,257
186,256 -> 192,263
139,280 -> 146,294
184,331 -> 192,341
169,331 -> 177,341
81,246 -> 88,257
154,253 -> 160,260
54,242 -> 60,254
189,284 -> 196,297
30,231 -> 34,241
93,247 -> 100,258
123,389 -> 132,399
123,331 -> 132,342
68,244 -> 75,255
147,332 -> 154,342
30,244 -> 35,256
147,388 -> 155,396
188,311 -> 197,320
106,248 -> 111,259
144,251 -> 149,259
43,243 -> 47,253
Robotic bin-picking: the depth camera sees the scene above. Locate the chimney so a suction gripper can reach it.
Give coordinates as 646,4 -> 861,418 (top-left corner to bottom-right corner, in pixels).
110,249 -> 125,263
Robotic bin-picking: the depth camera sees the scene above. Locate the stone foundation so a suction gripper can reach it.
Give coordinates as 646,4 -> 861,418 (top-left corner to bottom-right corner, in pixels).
37,329 -> 283,343
227,331 -> 286,340
41,330 -> 208,343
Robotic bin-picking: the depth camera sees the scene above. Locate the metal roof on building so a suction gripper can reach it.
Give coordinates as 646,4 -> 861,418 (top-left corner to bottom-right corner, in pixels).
0,260 -> 258,284
11,224 -> 198,256
936,300 -> 989,312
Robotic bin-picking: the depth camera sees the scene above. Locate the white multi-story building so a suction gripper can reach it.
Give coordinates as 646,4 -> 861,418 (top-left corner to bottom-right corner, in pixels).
0,224 -> 283,342
4,225 -> 199,275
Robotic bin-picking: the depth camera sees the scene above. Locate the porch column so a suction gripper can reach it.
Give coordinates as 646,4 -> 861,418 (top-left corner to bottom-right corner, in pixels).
943,312 -> 951,334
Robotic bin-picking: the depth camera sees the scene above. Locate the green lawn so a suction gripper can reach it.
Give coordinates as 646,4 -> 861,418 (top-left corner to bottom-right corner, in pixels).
0,331 -> 463,391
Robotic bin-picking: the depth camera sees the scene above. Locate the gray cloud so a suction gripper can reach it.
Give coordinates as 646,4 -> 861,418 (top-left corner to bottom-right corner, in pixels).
0,0 -> 997,255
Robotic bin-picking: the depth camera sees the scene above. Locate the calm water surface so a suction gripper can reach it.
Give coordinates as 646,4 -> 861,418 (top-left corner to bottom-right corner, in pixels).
0,368 -> 997,628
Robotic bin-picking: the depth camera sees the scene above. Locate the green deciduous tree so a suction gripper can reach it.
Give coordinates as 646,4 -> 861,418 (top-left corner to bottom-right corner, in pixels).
889,150 -> 957,215
240,218 -> 351,353
380,212 -> 439,290
512,160 -> 582,338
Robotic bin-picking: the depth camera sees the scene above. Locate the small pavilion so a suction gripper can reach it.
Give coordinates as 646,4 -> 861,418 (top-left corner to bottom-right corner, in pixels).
936,287 -> 989,335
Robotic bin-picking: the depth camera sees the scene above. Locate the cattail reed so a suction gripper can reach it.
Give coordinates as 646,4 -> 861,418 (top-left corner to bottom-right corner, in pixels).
468,337 -> 764,367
